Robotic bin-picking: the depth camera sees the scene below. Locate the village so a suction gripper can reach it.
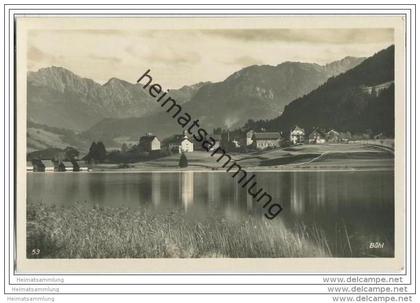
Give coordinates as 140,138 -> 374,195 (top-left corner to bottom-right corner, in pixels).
27,125 -> 393,172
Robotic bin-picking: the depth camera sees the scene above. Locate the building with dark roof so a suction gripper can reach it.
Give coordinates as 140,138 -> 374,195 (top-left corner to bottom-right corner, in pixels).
138,133 -> 161,152
252,132 -> 281,150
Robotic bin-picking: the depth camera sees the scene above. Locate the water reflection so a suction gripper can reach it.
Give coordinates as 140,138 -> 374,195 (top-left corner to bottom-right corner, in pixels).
27,170 -> 394,256
151,173 -> 161,207
290,173 -> 305,215
181,171 -> 194,211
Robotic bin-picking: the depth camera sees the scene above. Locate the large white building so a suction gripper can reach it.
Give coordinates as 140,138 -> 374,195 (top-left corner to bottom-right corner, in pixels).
168,132 -> 194,153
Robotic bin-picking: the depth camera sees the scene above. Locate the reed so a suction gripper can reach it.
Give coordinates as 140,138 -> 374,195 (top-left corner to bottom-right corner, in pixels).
26,201 -> 331,258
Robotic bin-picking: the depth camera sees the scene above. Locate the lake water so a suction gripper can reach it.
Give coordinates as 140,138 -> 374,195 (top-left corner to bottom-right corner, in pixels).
27,170 -> 394,257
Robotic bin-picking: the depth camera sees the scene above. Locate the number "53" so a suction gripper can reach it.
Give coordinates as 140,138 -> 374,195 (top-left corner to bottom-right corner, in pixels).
31,248 -> 40,255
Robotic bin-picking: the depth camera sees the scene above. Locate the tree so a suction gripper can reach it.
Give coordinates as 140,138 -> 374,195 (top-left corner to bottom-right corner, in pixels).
179,153 -> 188,168
85,141 -> 107,163
64,146 -> 79,160
71,159 -> 80,172
96,142 -> 107,162
121,143 -> 128,153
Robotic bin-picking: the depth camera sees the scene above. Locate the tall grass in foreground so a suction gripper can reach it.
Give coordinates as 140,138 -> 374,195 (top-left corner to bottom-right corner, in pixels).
27,202 -> 331,258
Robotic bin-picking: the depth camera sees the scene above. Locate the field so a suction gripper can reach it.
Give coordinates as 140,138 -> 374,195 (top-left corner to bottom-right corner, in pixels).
26,202 -> 332,258
93,143 -> 394,172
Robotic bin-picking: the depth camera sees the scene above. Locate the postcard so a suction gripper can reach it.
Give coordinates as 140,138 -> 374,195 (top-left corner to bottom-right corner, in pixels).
15,15 -> 406,273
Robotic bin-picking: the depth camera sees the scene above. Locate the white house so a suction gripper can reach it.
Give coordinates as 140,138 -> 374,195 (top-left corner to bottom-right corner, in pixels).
246,130 -> 254,146
179,137 -> 194,153
62,161 -> 75,172
27,161 -> 33,172
168,132 -> 194,153
290,126 -> 305,145
77,160 -> 89,171
42,160 -> 55,172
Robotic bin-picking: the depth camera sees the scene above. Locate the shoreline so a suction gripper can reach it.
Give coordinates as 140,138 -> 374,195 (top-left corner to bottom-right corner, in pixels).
28,143 -> 394,174
27,165 -> 395,173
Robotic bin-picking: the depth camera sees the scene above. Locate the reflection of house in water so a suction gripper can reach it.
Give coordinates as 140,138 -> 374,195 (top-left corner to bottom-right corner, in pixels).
314,172 -> 326,208
181,171 -> 194,210
290,173 -> 305,215
151,173 -> 161,206
207,173 -> 220,203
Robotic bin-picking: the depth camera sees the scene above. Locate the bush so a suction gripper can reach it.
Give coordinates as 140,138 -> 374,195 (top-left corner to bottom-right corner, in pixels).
179,153 -> 188,168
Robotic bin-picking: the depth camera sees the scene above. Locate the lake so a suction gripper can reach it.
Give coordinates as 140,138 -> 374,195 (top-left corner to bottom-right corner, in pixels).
27,170 -> 394,257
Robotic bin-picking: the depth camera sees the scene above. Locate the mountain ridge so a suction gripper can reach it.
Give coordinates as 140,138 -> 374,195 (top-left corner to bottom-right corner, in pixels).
251,45 -> 395,136
82,56 -> 366,144
27,66 -> 207,130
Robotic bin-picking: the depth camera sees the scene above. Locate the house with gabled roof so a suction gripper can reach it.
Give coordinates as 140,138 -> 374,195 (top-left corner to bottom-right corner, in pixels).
308,129 -> 326,144
290,126 -> 305,145
42,160 -> 56,172
252,132 -> 281,150
326,129 -> 341,143
138,133 -> 161,152
167,131 -> 194,154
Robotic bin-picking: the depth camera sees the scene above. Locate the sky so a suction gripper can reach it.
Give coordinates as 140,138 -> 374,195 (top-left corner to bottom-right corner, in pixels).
27,28 -> 394,88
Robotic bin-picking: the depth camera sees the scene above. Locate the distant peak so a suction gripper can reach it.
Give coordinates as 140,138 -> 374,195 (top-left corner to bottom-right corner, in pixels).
103,77 -> 131,87
35,66 -> 73,74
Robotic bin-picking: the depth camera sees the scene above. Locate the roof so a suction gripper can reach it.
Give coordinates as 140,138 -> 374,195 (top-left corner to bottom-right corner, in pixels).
62,161 -> 73,167
253,132 -> 281,140
139,135 -> 159,145
166,134 -> 192,145
309,129 -> 326,137
327,129 -> 340,135
42,160 -> 55,167
291,126 -> 304,133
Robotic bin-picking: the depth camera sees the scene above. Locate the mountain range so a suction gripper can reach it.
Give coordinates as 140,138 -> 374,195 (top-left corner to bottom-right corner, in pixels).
78,56 -> 364,145
27,67 -> 207,130
27,48 -> 395,152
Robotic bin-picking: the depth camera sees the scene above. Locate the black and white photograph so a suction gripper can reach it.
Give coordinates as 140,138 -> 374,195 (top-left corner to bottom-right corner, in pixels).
17,16 -> 404,270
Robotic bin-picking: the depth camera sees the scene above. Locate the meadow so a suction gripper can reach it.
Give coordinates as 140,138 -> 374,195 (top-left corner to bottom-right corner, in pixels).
91,143 -> 394,172
26,201 -> 332,258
